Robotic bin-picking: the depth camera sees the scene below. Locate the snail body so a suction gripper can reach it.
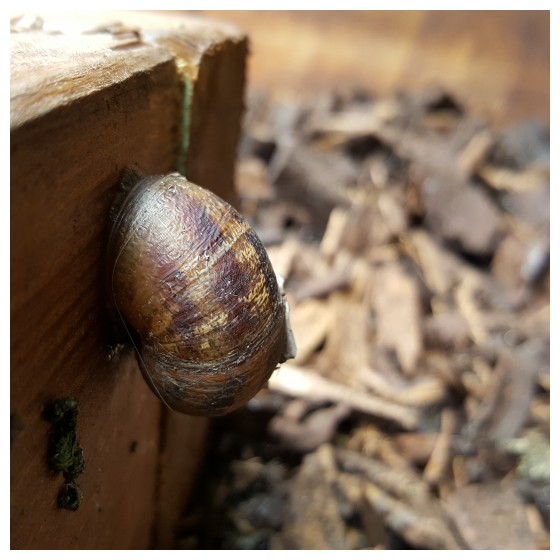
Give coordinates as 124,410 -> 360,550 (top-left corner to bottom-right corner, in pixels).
108,171 -> 295,416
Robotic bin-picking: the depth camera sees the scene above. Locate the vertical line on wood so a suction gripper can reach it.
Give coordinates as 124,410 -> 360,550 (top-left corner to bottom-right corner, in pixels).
177,76 -> 193,176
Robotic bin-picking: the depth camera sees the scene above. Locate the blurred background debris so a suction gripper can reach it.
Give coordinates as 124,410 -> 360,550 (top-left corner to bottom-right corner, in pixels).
175,11 -> 549,550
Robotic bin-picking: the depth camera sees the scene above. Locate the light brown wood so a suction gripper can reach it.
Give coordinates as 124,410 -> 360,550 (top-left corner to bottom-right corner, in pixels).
198,10 -> 549,128
10,11 -> 247,549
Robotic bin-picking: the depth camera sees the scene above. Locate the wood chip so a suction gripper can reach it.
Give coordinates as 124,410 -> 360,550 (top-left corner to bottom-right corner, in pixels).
478,163 -> 549,192
358,485 -> 391,548
445,484 -> 536,549
423,311 -> 471,349
317,294 -> 369,384
491,233 -> 528,295
374,262 -> 422,374
266,235 -> 300,281
392,432 -> 439,466
235,155 -> 276,201
457,128 -> 494,175
454,275 -> 488,345
501,188 -> 549,231
320,207 -> 350,260
275,445 -> 348,549
489,120 -> 549,170
359,368 -> 446,407
488,341 -> 544,442
423,408 -> 456,485
291,264 -> 352,304
347,425 -> 415,471
180,86 -> 550,549
404,229 -> 464,297
273,145 -> 353,235
269,365 -> 419,429
377,190 -> 408,239
335,448 -> 432,506
363,483 -> 461,550
422,176 -> 502,255
288,299 -> 331,365
525,504 -> 550,549
269,402 -> 350,453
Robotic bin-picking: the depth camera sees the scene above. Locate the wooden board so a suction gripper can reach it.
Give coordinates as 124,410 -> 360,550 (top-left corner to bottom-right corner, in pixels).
10,12 -> 246,549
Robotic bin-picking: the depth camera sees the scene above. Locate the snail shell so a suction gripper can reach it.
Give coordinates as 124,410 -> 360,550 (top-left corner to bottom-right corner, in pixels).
107,171 -> 295,416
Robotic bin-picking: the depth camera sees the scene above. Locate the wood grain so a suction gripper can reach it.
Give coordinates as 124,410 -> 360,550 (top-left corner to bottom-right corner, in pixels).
11,36 -> 178,549
155,412 -> 209,548
10,12 -> 247,549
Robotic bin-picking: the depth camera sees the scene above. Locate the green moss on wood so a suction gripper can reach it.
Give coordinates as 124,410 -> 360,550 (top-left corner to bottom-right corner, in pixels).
44,397 -> 86,511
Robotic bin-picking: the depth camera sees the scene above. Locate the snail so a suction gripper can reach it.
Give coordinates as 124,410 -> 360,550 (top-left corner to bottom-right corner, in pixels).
107,169 -> 296,416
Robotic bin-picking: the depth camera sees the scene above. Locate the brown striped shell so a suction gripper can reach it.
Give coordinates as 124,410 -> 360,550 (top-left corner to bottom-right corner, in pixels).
107,172 -> 295,416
